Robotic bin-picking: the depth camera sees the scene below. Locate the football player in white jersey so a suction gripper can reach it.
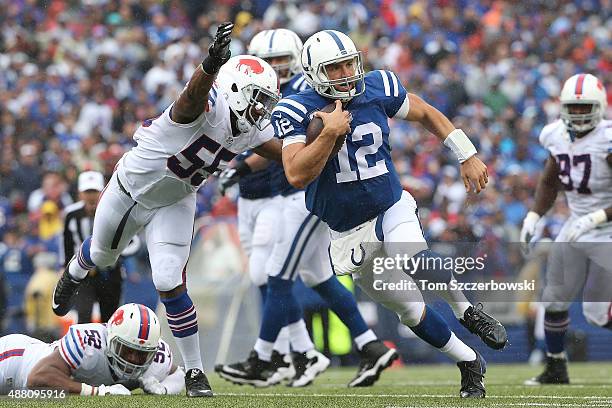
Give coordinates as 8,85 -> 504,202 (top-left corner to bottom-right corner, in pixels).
521,73 -> 611,385
0,304 -> 184,396
50,22 -> 282,397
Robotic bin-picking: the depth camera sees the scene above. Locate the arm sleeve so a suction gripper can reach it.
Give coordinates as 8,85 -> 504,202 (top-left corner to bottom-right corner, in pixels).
270,97 -> 309,148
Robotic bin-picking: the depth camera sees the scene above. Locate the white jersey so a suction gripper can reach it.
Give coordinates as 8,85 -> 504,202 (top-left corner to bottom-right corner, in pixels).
539,119 -> 612,219
0,324 -> 174,393
118,85 -> 274,209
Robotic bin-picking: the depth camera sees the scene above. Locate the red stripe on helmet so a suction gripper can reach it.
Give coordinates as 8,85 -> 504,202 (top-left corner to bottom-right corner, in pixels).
575,74 -> 586,96
138,305 -> 150,340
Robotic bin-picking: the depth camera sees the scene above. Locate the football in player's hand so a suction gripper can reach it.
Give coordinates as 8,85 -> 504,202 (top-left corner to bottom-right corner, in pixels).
306,104 -> 347,160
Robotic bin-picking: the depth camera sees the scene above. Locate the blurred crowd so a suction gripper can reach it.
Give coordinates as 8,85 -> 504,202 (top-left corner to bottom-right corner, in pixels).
0,0 -> 610,331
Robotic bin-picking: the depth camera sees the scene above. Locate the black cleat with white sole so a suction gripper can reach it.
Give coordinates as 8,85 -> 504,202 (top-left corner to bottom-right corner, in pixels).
51,261 -> 82,316
288,350 -> 330,387
348,340 -> 398,387
457,349 -> 486,398
185,368 -> 214,397
524,355 -> 569,385
214,350 -> 274,387
460,303 -> 508,350
268,350 -> 295,385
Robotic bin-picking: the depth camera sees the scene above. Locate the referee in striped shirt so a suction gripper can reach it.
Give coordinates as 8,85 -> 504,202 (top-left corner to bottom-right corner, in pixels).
62,171 -> 123,323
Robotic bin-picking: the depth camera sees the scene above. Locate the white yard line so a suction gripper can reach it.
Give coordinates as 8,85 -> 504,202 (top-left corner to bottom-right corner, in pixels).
217,392 -> 612,400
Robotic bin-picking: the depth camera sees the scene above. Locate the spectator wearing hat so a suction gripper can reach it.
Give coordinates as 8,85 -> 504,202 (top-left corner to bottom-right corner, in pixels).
61,171 -> 126,323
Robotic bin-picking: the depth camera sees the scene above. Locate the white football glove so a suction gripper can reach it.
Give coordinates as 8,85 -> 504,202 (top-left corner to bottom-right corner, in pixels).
567,209 -> 607,242
140,376 -> 167,395
98,384 -> 132,396
520,211 -> 541,254
217,167 -> 239,196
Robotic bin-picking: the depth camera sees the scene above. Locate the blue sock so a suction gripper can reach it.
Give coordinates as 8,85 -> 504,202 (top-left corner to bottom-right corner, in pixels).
161,291 -> 198,338
259,276 -> 296,343
410,305 -> 452,348
313,276 -> 369,337
544,311 -> 569,354
77,236 -> 96,270
258,284 -> 267,305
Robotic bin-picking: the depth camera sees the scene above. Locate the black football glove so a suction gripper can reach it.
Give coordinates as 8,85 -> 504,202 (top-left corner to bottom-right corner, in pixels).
217,160 -> 252,196
202,22 -> 233,74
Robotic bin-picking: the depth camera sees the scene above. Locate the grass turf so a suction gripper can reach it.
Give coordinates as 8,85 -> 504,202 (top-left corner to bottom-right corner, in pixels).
4,363 -> 612,408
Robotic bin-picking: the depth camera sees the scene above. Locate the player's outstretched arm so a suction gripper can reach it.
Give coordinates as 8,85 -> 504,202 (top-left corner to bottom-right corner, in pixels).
403,93 -> 487,193
170,22 -> 233,124
253,138 -> 282,163
282,100 -> 350,189
27,350 -> 83,394
217,154 -> 271,195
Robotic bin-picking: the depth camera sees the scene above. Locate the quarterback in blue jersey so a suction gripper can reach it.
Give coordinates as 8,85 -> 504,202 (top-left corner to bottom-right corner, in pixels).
216,29 -> 397,389
274,30 -> 508,398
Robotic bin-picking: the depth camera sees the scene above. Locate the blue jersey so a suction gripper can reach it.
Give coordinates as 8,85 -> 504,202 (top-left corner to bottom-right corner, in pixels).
271,70 -> 408,232
238,74 -> 309,199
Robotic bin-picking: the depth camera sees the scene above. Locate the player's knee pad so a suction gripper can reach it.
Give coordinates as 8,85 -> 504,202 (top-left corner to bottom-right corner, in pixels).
582,302 -> 610,327
152,253 -> 185,292
267,275 -> 294,295
405,250 -> 453,284
396,301 -> 425,327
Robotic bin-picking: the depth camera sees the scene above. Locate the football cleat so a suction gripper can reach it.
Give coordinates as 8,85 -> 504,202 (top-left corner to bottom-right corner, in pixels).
460,303 -> 508,350
287,349 -> 330,387
52,259 -> 83,316
214,350 -> 274,387
457,349 -> 486,398
524,355 -> 569,385
268,350 -> 295,385
348,340 -> 398,387
185,368 -> 214,397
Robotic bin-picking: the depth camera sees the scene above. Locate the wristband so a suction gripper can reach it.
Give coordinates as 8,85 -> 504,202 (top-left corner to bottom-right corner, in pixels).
80,383 -> 98,396
590,209 -> 608,225
201,57 -> 221,75
444,129 -> 477,163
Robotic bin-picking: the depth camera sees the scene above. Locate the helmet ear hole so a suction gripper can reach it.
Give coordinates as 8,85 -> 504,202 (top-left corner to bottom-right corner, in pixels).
231,83 -> 238,92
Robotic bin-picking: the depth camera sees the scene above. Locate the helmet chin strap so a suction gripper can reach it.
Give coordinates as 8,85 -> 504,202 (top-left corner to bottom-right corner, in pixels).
229,109 -> 251,134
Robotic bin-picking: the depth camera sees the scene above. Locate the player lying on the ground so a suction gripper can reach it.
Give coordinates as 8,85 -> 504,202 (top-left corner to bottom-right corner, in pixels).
215,28 -> 397,389
272,29 -> 510,398
0,303 -> 184,395
520,73 -> 611,385
51,22 -> 283,397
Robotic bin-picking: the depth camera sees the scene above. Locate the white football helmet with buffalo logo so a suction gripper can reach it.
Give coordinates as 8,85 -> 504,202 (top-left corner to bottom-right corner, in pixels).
560,73 -> 607,133
248,29 -> 303,85
217,55 -> 280,133
301,30 -> 365,101
106,303 -> 161,380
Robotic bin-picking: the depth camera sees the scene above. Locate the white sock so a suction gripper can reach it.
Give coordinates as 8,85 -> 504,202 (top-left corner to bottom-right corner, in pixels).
288,319 -> 314,353
273,326 -> 290,355
254,338 -> 274,362
174,333 -> 204,371
68,259 -> 89,280
548,351 -> 567,359
439,332 -> 477,362
354,329 -> 377,350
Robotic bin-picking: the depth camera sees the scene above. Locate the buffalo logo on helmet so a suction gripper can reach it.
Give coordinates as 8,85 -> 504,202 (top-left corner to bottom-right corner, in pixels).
110,309 -> 124,326
236,58 -> 264,75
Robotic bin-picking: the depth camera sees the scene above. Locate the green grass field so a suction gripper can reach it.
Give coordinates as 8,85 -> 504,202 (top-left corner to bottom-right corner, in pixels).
6,363 -> 612,408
